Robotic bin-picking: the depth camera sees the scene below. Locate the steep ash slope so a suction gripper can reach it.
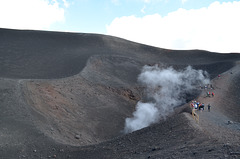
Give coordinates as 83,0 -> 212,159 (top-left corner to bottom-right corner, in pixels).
0,28 -> 238,79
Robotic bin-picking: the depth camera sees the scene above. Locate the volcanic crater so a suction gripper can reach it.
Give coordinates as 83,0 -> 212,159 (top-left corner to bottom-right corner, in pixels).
0,28 -> 240,158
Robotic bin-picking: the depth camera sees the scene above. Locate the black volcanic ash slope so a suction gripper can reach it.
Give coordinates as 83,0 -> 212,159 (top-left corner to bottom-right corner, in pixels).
0,28 -> 239,79
0,28 -> 240,158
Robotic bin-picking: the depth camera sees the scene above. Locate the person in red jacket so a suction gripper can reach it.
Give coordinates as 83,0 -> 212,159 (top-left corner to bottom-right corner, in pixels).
212,92 -> 215,97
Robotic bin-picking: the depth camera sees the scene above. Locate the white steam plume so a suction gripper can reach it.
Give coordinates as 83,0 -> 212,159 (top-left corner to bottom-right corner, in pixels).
124,65 -> 209,133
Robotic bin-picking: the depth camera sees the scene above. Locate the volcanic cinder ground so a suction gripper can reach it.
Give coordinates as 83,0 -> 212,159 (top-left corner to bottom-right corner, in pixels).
0,28 -> 240,159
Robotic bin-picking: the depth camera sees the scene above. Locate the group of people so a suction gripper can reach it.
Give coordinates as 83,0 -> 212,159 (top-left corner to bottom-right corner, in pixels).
200,84 -> 214,90
206,91 -> 215,97
191,100 -> 205,110
190,83 -> 215,113
190,100 -> 211,112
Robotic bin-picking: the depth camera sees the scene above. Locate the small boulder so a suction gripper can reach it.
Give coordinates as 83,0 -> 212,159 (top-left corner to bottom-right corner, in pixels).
227,121 -> 233,125
75,135 -> 80,139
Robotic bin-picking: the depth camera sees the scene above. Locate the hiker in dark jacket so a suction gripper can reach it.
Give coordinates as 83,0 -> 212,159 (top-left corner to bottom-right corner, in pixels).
202,103 -> 205,110
208,104 -> 211,112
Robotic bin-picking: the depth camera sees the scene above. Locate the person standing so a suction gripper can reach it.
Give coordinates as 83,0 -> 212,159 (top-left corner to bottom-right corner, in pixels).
208,104 -> 211,112
212,92 -> 215,97
207,92 -> 210,97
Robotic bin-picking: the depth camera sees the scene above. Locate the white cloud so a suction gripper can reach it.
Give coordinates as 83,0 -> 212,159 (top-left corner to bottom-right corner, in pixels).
181,0 -> 187,4
106,1 -> 240,53
62,0 -> 69,8
141,5 -> 146,13
143,0 -> 165,3
0,0 -> 65,30
143,0 -> 151,3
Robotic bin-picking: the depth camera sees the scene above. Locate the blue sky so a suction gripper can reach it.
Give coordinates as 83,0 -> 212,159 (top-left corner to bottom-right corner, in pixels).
50,0 -> 234,33
0,0 -> 240,53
